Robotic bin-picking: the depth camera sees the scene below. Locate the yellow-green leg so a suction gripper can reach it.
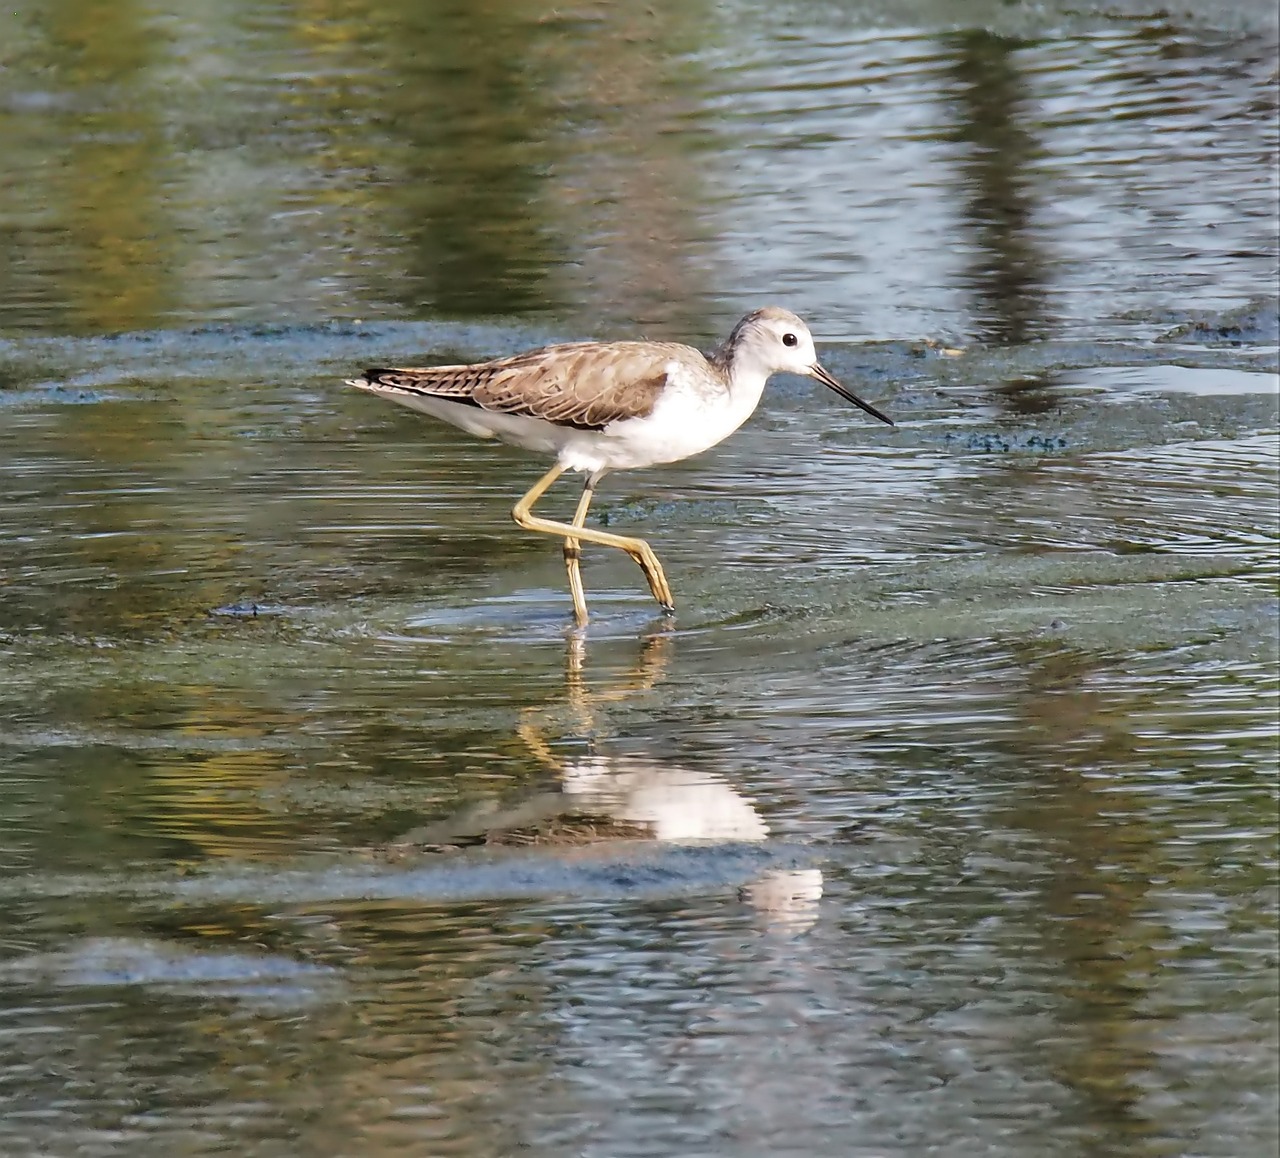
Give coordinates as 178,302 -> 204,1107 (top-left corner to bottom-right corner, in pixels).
511,464 -> 676,625
563,480 -> 595,627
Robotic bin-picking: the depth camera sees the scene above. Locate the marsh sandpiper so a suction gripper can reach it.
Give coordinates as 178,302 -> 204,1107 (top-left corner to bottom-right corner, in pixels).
348,306 -> 893,625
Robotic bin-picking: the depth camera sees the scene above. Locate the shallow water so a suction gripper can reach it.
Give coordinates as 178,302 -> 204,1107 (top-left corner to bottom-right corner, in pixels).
1,1 -> 1278,1156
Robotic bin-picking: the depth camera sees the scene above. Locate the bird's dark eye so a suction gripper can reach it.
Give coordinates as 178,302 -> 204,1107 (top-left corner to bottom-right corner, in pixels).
782,332 -> 798,347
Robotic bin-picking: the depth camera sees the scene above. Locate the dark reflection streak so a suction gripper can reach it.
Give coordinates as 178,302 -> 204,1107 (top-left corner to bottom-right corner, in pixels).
308,2 -> 720,333
363,3 -> 565,318
942,32 -> 1051,361
1002,643 -> 1167,1154
3,0 -> 171,334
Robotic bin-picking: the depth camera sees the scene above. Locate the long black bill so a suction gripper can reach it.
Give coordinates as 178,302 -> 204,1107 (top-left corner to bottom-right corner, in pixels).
811,362 -> 894,426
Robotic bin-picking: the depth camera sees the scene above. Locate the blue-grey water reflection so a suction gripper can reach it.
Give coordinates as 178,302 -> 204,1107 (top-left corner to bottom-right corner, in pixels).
0,1 -> 1277,1156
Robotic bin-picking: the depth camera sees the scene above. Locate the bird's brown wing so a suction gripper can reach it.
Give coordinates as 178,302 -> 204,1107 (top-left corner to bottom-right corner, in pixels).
359,341 -> 695,430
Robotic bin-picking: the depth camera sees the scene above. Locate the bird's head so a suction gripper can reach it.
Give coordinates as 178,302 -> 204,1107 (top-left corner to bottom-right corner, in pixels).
723,306 -> 894,426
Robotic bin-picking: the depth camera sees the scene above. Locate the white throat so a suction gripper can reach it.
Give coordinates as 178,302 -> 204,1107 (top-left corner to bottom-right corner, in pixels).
720,349 -> 775,414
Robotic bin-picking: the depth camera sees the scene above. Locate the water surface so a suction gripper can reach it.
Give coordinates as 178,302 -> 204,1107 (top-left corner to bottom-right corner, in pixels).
1,1 -> 1277,1156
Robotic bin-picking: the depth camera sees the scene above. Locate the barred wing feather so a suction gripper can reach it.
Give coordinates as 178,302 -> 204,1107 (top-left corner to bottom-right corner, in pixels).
360,341 -> 697,430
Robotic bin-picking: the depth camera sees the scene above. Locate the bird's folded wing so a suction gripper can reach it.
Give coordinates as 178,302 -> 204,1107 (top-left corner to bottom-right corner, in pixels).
361,342 -> 688,429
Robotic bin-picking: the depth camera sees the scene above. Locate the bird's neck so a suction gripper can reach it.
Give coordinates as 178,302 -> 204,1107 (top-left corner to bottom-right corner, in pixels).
711,344 -> 771,406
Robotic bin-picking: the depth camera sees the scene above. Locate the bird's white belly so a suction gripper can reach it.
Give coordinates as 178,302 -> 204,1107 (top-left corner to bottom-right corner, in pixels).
380,393 -> 581,456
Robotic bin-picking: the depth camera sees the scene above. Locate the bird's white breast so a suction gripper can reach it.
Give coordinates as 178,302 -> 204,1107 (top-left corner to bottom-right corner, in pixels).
558,359 -> 768,475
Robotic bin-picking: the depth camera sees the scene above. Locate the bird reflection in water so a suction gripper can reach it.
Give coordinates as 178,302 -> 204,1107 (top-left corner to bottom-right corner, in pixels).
401,632 -> 823,933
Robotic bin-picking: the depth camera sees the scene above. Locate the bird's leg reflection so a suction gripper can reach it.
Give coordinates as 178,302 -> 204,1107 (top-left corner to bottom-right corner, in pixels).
562,629 -> 673,724
529,628 -> 674,746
